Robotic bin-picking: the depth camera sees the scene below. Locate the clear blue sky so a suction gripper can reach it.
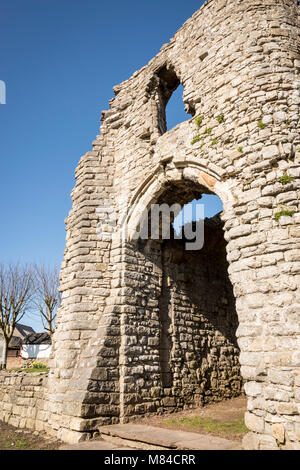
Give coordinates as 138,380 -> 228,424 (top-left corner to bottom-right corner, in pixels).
0,0 -> 223,330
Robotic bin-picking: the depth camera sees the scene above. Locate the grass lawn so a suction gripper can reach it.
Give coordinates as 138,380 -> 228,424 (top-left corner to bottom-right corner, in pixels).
8,367 -> 49,373
162,415 -> 247,438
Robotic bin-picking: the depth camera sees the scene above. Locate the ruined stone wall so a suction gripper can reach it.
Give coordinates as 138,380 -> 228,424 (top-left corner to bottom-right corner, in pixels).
0,372 -> 50,434
6,0 -> 297,448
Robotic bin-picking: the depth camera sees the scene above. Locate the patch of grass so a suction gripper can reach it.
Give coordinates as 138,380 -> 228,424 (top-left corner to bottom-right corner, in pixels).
238,146 -> 244,153
4,439 -> 30,449
24,367 -> 49,373
15,440 -> 29,449
216,115 -> 224,124
194,116 -> 204,127
274,210 -> 295,221
204,127 -> 212,135
279,174 -> 292,185
161,416 -> 248,437
258,120 -> 266,129
9,367 -> 49,373
191,135 -> 201,145
211,139 -> 219,145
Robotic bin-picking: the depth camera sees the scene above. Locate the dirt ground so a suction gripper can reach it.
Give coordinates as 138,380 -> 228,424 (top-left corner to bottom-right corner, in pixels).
136,396 -> 248,443
0,396 -> 247,449
0,421 -> 61,450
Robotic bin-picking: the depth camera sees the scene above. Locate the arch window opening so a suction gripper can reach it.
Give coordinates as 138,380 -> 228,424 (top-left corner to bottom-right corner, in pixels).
166,84 -> 190,131
156,66 -> 194,135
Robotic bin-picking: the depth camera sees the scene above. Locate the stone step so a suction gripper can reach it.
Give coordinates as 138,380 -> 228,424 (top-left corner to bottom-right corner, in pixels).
60,439 -> 138,451
98,424 -> 242,450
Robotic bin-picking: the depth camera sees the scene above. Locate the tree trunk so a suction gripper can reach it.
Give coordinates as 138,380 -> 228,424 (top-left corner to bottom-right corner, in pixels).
2,339 -> 8,369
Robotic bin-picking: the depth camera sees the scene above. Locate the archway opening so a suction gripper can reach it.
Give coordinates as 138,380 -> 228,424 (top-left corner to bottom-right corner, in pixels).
131,178 -> 242,413
173,194 -> 224,235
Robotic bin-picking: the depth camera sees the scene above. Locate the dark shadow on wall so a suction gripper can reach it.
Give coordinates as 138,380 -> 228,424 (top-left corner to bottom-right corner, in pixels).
135,213 -> 242,403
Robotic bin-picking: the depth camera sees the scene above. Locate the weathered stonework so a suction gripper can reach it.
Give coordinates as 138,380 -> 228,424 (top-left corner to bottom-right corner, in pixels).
0,372 -> 49,433
0,0 -> 299,449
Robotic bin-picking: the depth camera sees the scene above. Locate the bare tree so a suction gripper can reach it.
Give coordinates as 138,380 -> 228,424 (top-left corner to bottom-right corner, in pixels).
0,264 -> 33,369
33,264 -> 61,336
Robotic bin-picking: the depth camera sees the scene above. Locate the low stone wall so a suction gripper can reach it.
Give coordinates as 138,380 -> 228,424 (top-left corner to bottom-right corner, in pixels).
0,371 -> 50,434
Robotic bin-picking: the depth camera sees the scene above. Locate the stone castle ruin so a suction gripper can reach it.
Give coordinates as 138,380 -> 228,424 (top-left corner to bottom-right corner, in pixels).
0,0 -> 300,450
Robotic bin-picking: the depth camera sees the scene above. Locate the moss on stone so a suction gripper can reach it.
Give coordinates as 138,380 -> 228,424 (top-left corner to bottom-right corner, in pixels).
191,135 -> 201,145
274,210 -> 295,221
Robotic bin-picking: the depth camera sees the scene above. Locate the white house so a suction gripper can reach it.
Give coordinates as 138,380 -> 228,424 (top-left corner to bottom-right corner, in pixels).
22,332 -> 51,361
0,323 -> 36,368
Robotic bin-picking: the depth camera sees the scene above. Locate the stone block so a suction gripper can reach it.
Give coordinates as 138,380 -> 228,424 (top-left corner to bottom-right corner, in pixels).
243,432 -> 260,450
272,423 -> 285,444
245,412 -> 265,433
59,428 -> 90,444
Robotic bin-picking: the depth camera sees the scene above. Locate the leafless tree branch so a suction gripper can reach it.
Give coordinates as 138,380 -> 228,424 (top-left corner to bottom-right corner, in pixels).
0,264 -> 34,369
32,264 -> 60,336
